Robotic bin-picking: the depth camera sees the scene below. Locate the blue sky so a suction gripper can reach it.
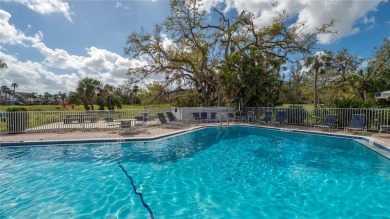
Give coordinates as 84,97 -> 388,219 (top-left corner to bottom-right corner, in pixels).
0,0 -> 389,94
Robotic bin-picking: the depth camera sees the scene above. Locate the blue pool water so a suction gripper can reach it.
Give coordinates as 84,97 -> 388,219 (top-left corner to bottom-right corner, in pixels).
1,126 -> 389,218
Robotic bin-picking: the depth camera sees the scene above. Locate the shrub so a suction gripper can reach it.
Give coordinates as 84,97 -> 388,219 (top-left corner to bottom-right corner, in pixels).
324,97 -> 377,108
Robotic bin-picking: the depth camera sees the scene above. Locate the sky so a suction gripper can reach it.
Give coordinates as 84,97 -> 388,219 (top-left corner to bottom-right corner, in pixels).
0,0 -> 389,95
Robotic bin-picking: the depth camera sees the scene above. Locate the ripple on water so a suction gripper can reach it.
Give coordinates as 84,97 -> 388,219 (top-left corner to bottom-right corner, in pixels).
1,127 -> 390,218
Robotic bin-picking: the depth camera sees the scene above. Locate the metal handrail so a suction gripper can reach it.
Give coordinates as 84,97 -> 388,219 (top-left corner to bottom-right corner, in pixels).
216,114 -> 222,126
222,113 -> 229,127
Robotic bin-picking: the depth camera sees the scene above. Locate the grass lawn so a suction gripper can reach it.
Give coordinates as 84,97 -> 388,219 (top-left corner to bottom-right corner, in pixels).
0,104 -> 171,112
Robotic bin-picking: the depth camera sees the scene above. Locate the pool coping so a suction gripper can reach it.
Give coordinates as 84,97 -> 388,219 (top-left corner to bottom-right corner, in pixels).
0,126 -> 205,146
1,124 -> 389,159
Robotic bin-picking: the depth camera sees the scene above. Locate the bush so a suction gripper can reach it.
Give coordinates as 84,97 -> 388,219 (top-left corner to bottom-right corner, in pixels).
324,97 -> 377,108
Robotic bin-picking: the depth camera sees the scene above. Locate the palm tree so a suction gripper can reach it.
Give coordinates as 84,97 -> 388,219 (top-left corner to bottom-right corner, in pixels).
304,52 -> 332,108
58,92 -> 67,102
27,92 -> 37,105
99,84 -> 122,110
43,92 -> 52,104
1,86 -> 11,105
11,83 -> 18,102
76,77 -> 102,110
53,94 -> 59,104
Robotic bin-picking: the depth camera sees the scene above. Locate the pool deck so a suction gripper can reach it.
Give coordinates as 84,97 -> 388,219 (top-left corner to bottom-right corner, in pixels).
1,122 -> 389,150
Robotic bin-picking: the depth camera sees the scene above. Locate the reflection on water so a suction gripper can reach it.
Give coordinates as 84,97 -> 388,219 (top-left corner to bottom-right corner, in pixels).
0,127 -> 233,164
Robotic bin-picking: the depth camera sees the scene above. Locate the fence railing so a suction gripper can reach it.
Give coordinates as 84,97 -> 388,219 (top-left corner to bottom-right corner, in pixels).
0,107 -> 389,134
0,108 -> 170,134
245,107 -> 390,131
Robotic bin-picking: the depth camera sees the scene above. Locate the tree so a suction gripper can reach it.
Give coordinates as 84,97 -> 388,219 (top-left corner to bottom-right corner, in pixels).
1,85 -> 10,105
348,39 -> 390,100
132,85 -> 139,104
124,0 -> 334,106
53,94 -> 60,104
27,92 -> 37,104
11,83 -> 19,102
0,59 -> 7,69
58,91 -> 67,102
96,84 -> 123,110
137,82 -> 168,105
76,77 -> 101,110
304,51 -> 333,108
220,48 -> 283,107
43,92 -> 52,104
67,91 -> 80,105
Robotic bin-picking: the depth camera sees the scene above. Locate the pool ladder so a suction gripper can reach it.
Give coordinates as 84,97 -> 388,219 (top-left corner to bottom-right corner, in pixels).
220,113 -> 230,127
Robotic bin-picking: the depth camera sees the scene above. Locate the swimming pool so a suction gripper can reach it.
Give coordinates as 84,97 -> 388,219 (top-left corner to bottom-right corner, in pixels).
1,126 -> 389,218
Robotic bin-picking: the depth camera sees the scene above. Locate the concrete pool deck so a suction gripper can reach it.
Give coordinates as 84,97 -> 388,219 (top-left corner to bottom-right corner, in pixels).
1,123 -> 389,151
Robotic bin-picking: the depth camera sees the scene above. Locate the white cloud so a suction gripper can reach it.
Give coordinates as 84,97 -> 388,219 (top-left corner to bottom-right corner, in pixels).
200,0 -> 383,44
115,2 -> 130,10
0,9 -> 141,93
0,44 -> 148,94
11,0 -> 73,22
0,8 -> 149,94
32,42 -> 84,69
0,52 -> 79,94
0,10 -> 42,45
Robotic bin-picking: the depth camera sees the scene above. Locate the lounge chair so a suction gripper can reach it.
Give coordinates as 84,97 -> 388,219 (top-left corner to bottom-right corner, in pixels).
272,110 -> 286,126
246,111 -> 254,123
200,112 -> 208,122
134,115 -> 145,126
193,112 -> 202,123
314,114 -> 337,131
257,111 -> 272,125
119,120 -> 132,134
208,112 -> 219,123
166,112 -> 189,125
157,113 -> 174,127
227,112 -> 236,122
379,124 -> 390,136
345,114 -> 367,134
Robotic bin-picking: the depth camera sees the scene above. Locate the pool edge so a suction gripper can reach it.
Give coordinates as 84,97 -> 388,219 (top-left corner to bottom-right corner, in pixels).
1,124 -> 389,159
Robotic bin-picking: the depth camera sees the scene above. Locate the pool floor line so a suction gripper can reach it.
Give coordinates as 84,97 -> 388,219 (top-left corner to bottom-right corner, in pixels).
114,147 -> 154,219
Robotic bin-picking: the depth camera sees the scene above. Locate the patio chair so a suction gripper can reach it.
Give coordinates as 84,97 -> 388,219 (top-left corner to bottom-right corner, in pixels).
314,114 -> 337,131
272,110 -> 286,126
344,114 -> 367,134
166,112 -> 189,125
376,119 -> 390,136
134,115 -> 145,126
227,112 -> 236,122
200,112 -> 208,122
379,124 -> 390,136
246,111 -> 254,123
157,113 -> 174,127
257,111 -> 272,125
208,112 -> 219,123
119,120 -> 133,134
193,112 -> 202,123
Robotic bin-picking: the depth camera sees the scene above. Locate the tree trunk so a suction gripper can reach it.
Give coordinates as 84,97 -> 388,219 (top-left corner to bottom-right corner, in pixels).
89,98 -> 95,110
81,99 -> 90,110
314,69 -> 318,108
